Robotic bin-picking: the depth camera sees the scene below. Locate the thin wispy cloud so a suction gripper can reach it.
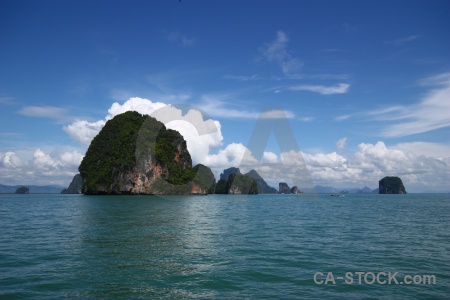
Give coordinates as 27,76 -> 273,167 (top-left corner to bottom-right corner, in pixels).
334,115 -> 350,121
288,83 -> 350,95
0,96 -> 18,105
17,106 -> 70,122
371,73 -> 450,137
200,96 -> 295,119
384,35 -> 420,46
258,31 -> 303,76
319,48 -> 345,53
223,74 -> 260,82
298,117 -> 315,122
165,31 -> 196,47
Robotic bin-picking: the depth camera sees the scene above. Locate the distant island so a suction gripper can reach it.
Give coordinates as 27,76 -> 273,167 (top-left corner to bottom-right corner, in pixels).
4,112 -> 409,196
61,111 -> 409,196
15,186 -> 29,194
379,176 -> 407,194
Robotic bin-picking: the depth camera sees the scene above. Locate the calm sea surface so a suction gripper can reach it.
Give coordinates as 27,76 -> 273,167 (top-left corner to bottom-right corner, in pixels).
0,193 -> 449,299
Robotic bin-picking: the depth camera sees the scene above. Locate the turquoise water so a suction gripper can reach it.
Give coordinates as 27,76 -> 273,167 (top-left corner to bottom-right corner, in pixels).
1,193 -> 449,299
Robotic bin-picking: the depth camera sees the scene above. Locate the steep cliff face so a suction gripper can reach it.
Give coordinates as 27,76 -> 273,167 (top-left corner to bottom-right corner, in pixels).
226,173 -> 258,194
245,169 -> 277,194
79,111 -> 208,195
219,167 -> 241,181
379,176 -> 406,194
279,182 -> 290,194
290,186 -> 299,194
61,174 -> 82,194
215,170 -> 258,194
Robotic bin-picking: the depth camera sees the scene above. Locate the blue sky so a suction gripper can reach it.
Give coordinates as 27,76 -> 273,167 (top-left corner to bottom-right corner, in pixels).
1,0 -> 449,192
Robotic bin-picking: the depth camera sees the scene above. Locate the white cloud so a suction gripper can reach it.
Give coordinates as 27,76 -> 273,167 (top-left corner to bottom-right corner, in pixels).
385,35 -> 420,46
17,106 -> 69,121
392,142 -> 450,159
33,149 -> 59,170
0,151 -> 22,168
64,97 -> 226,166
107,97 -> 167,119
166,31 -> 196,47
63,120 -> 106,145
288,83 -> 350,95
370,73 -> 450,137
336,137 -> 347,151
262,151 -> 280,164
240,141 -> 449,192
335,115 -> 350,121
200,96 -> 295,119
0,148 -> 84,186
258,31 -> 303,76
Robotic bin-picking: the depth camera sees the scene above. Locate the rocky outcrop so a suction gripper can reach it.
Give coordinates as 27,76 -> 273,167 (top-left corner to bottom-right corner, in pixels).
379,176 -> 406,194
290,186 -> 299,194
245,169 -> 277,194
226,173 -> 258,194
191,164 -> 216,194
61,174 -> 82,194
219,167 -> 241,181
79,111 -> 213,195
215,169 -> 258,194
15,186 -> 29,194
279,182 -> 290,194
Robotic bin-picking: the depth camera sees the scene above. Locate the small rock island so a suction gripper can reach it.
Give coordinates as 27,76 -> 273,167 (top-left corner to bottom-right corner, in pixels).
379,176 -> 406,194
15,186 -> 29,194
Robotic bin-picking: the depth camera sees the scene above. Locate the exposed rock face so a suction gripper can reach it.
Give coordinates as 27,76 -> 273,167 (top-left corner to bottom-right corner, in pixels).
61,174 -> 82,194
79,111 -> 212,195
191,164 -> 216,194
379,176 -> 406,194
15,186 -> 29,194
220,167 -> 241,181
245,169 -> 277,194
215,170 -> 258,194
279,182 -> 290,194
290,186 -> 299,194
226,173 -> 258,194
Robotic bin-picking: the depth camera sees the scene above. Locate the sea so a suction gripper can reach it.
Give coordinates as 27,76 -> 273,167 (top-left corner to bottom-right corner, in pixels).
0,193 -> 449,299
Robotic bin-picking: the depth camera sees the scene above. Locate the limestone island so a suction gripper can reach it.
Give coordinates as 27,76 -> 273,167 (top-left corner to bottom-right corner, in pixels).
379,176 -> 406,194
75,111 -> 276,195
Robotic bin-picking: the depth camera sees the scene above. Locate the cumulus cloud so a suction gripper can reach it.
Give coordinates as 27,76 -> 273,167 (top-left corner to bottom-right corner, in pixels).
0,151 -> 22,168
392,142 -> 450,159
288,83 -> 350,95
370,73 -> 450,137
276,141 -> 449,192
258,31 -> 303,76
0,148 -> 84,186
63,120 -> 106,145
63,97 -> 226,166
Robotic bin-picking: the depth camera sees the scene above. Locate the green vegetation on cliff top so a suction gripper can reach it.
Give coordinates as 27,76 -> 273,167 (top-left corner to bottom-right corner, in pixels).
79,111 -> 197,194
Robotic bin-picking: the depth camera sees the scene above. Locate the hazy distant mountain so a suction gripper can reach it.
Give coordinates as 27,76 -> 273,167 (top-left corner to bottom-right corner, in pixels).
0,184 -> 64,194
301,185 -> 377,194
